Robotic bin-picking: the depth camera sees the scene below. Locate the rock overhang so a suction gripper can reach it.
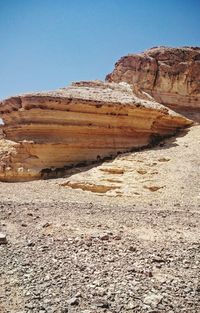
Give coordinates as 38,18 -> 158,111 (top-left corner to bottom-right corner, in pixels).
0,75 -> 193,181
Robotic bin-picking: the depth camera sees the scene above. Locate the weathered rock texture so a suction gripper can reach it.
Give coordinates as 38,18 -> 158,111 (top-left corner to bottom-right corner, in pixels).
106,47 -> 200,119
0,81 -> 191,181
62,125 -> 200,199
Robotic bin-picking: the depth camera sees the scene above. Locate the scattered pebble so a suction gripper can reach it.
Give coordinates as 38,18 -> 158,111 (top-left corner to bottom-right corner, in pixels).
0,233 -> 7,244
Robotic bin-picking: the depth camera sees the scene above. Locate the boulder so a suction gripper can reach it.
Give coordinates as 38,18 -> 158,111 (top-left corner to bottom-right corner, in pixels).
0,81 -> 191,181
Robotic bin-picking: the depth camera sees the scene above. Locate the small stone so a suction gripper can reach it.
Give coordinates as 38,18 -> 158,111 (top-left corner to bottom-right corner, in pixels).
33,216 -> 40,220
144,270 -> 153,277
42,222 -> 52,228
95,300 -> 110,308
158,157 -> 170,162
67,297 -> 79,305
129,246 -> 136,252
152,255 -> 165,263
25,303 -> 35,309
74,292 -> 81,298
99,234 -> 109,241
113,235 -> 122,240
143,293 -> 163,308
127,301 -> 138,309
0,233 -> 7,244
127,266 -> 136,273
27,240 -> 35,247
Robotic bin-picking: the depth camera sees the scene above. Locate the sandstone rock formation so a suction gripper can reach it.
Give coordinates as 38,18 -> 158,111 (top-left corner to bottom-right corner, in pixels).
0,81 -> 191,181
106,47 -> 200,119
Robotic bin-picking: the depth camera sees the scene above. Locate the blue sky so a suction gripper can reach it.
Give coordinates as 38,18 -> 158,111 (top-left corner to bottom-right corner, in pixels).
0,0 -> 199,99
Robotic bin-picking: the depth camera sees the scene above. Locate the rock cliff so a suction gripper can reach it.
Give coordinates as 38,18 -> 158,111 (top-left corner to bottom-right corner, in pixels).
0,81 -> 191,181
106,47 -> 200,119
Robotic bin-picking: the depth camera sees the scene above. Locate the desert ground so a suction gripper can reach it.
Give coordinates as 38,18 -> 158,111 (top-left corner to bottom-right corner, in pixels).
0,125 -> 200,313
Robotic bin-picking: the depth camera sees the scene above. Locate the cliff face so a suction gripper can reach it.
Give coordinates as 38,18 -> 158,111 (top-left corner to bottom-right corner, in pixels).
106,47 -> 200,118
0,81 -> 191,181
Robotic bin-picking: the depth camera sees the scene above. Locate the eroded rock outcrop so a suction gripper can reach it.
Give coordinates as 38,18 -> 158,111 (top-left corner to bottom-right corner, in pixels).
106,47 -> 200,119
0,81 -> 191,181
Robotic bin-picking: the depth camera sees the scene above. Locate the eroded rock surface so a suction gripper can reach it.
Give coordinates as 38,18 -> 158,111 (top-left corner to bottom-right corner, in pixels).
0,81 -> 191,181
106,46 -> 200,119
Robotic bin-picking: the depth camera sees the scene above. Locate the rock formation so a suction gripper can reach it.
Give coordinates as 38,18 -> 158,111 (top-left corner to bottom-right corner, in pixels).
106,47 -> 200,119
0,81 -> 191,181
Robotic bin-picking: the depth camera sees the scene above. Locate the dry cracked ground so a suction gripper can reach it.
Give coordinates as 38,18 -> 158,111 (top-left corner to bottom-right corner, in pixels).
0,125 -> 200,313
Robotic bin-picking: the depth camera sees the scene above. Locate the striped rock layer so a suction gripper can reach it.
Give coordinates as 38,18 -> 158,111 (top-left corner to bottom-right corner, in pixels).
0,81 -> 191,181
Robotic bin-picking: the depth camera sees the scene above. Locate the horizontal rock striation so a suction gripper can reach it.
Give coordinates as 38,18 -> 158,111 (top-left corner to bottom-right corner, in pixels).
0,81 -> 191,181
106,47 -> 200,119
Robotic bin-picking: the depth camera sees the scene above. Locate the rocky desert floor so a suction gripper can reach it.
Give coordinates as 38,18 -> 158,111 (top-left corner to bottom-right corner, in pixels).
0,125 -> 200,313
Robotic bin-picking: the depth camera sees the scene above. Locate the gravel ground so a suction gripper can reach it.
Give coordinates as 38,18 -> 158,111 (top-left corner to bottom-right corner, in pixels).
0,126 -> 200,313
0,201 -> 200,313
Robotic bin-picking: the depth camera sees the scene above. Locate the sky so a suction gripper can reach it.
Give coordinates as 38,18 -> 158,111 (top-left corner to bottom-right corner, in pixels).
0,0 -> 199,100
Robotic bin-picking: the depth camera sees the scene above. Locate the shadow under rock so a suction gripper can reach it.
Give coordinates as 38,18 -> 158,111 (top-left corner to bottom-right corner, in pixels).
151,127 -> 191,151
41,126 -> 192,181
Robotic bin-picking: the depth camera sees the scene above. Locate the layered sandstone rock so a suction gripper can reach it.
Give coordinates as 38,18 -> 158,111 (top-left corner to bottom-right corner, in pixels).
0,81 -> 191,181
106,47 -> 200,119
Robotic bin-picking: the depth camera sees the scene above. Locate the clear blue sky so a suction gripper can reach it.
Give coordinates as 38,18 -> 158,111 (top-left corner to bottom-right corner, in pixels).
0,0 -> 199,99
